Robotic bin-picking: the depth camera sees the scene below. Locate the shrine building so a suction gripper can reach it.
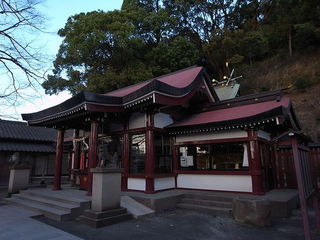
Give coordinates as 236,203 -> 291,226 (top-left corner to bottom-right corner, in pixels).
22,66 -> 301,195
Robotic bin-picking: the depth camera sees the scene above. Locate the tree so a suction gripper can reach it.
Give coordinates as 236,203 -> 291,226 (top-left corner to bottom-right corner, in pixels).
43,7 -> 199,95
0,0 -> 45,106
42,10 -> 153,95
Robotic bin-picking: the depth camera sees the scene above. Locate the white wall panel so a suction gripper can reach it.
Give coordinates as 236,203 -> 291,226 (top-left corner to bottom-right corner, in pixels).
154,113 -> 174,129
176,130 -> 248,143
154,177 -> 175,191
127,178 -> 146,191
257,130 -> 271,141
129,112 -> 146,129
177,174 -> 252,192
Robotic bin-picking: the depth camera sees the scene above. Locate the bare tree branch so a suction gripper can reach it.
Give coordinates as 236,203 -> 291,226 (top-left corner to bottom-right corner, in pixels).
0,0 -> 46,107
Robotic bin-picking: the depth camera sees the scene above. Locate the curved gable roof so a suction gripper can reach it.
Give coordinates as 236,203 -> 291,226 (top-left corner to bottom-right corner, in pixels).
22,66 -> 217,125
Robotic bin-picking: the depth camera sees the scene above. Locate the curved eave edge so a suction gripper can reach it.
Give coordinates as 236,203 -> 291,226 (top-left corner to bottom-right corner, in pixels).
22,91 -> 122,122
166,107 -> 286,135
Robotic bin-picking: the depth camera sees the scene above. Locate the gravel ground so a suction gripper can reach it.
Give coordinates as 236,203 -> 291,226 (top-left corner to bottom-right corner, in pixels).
35,208 -> 320,240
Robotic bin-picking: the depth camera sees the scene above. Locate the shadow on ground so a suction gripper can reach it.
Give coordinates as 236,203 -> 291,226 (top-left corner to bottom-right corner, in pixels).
35,208 -> 318,240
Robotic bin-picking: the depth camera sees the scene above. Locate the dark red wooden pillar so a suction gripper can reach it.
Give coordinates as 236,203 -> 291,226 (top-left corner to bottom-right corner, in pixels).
172,137 -> 179,188
87,120 -> 99,196
145,113 -> 155,193
73,129 -> 80,170
71,129 -> 80,186
248,129 -> 264,195
53,129 -> 64,190
122,132 -> 129,191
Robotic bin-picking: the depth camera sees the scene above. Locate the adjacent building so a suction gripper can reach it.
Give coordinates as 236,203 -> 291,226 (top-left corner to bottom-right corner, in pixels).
0,120 -> 69,186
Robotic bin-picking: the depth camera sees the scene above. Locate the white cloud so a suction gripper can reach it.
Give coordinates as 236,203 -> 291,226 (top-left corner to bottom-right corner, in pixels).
1,91 -> 72,120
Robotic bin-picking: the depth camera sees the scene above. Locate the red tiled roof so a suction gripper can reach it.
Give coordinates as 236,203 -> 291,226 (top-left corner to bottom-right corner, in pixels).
157,66 -> 203,88
168,97 -> 290,128
105,80 -> 151,97
106,66 -> 203,97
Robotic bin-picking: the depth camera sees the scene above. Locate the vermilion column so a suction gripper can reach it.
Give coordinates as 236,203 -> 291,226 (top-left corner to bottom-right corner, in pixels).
87,120 -> 99,196
172,137 -> 179,188
71,129 -> 80,186
53,129 -> 64,190
145,113 -> 154,193
121,132 -> 129,191
73,129 -> 80,170
248,129 -> 264,195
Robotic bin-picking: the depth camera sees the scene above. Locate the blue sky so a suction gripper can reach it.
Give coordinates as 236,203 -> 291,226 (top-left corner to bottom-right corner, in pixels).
1,0 -> 123,119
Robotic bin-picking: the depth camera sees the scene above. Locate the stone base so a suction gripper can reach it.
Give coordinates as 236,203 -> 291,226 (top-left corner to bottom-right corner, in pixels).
232,197 -> 272,227
8,168 -> 31,194
79,207 -> 132,228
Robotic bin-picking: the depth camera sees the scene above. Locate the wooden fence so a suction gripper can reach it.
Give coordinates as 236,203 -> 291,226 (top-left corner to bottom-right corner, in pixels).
276,144 -> 320,190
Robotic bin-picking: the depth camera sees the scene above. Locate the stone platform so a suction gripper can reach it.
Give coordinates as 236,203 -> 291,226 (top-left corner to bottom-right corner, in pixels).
123,189 -> 299,218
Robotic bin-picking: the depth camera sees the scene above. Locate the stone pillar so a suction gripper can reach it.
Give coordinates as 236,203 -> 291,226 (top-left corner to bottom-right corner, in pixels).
145,113 -> 154,193
8,167 -> 31,194
87,121 -> 99,196
248,129 -> 264,195
53,129 -> 64,190
79,168 -> 131,228
91,168 -> 123,211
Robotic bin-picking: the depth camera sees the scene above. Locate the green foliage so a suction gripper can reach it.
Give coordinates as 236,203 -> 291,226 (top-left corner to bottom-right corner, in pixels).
43,0 -> 320,96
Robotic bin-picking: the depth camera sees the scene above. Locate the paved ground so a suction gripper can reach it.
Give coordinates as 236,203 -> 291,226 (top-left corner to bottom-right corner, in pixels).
36,208 -> 319,240
0,204 -> 82,240
0,186 -> 319,240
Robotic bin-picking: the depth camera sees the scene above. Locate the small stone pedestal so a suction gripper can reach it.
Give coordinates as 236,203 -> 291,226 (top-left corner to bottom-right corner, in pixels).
8,167 -> 31,194
79,168 -> 131,228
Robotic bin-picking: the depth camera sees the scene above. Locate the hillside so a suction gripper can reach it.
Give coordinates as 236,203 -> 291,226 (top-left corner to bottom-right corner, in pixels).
238,49 -> 320,141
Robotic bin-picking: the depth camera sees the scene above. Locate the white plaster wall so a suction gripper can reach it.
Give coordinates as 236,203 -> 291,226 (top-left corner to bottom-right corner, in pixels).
177,174 -> 252,192
257,130 -> 271,141
154,113 -> 174,129
109,123 -> 124,132
176,130 -> 248,143
154,177 -> 175,191
127,178 -> 146,191
129,112 -> 146,129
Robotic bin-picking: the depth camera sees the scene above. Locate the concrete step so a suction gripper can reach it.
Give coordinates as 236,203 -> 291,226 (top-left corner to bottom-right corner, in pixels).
79,209 -> 132,228
121,196 -> 155,219
19,189 -> 90,208
5,197 -> 71,221
82,208 -> 127,219
182,193 -> 234,203
181,198 -> 232,208
14,193 -> 80,217
177,203 -> 232,216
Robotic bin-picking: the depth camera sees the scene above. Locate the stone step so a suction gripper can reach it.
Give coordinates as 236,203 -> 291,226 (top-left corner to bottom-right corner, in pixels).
19,190 -> 90,208
121,196 -> 155,219
182,193 -> 234,203
181,198 -> 232,208
82,208 -> 127,219
177,203 -> 232,216
14,193 -> 80,216
5,197 -> 71,221
79,211 -> 132,228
